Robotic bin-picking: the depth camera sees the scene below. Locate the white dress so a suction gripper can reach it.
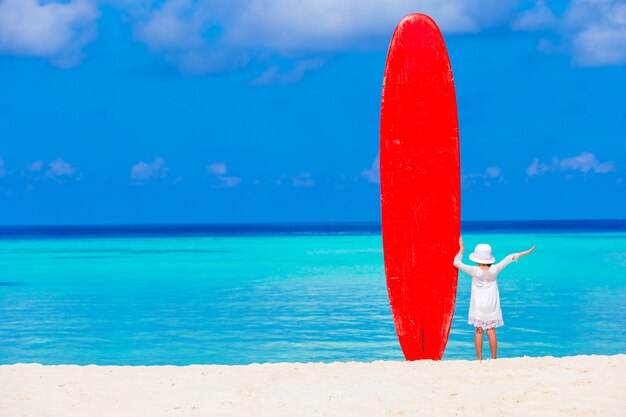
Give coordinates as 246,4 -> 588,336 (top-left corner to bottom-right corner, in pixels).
453,253 -> 519,329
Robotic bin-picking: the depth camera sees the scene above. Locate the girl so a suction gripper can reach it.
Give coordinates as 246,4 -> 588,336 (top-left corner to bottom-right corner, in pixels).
454,237 -> 535,360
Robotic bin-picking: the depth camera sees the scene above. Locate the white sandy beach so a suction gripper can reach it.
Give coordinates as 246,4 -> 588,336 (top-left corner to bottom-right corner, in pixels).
1,355 -> 624,417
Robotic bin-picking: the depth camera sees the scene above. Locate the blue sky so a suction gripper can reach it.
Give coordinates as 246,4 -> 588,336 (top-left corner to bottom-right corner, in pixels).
0,0 -> 625,225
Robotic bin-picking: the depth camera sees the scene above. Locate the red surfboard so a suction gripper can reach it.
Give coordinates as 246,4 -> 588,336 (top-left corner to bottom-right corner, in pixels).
380,14 -> 460,361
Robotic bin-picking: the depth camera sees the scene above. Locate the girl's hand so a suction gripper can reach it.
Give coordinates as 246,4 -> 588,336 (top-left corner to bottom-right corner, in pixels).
518,245 -> 536,258
458,236 -> 464,254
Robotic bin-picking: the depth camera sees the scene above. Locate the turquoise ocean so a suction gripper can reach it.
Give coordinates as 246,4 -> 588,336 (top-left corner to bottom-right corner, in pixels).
1,221 -> 625,365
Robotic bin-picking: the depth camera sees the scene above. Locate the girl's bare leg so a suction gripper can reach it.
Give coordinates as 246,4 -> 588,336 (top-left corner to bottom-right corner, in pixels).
486,328 -> 497,359
474,327 -> 484,360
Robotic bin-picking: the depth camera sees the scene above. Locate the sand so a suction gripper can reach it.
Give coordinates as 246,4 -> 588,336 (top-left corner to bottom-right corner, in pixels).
1,355 -> 624,417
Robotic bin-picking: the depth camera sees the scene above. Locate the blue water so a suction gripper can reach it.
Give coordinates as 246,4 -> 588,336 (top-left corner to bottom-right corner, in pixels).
0,221 -> 625,365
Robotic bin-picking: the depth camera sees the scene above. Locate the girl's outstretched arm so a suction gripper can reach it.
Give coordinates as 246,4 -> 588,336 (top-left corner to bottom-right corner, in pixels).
493,245 -> 536,274
453,236 -> 475,275
517,246 -> 536,258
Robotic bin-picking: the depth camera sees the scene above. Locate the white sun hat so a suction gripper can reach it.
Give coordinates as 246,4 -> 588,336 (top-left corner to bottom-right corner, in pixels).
469,243 -> 496,264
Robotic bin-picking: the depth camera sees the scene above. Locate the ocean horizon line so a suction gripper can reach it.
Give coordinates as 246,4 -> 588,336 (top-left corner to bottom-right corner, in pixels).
0,219 -> 625,239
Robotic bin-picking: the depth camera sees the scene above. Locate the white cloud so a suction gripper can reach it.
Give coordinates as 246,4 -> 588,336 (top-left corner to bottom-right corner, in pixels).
206,161 -> 241,187
0,0 -> 99,66
2,0 -> 625,71
511,1 -> 558,31
537,38 -> 556,54
463,166 -> 504,187
131,157 -> 168,182
207,162 -> 227,175
227,1 -> 519,51
560,152 -> 615,173
28,160 -> 44,172
485,166 -> 502,178
130,0 -> 626,69
292,172 -> 314,187
526,158 -> 553,177
517,0 -> 626,66
21,158 -> 81,182
526,152 -> 615,177
125,0 -> 626,68
124,0 -> 521,72
46,158 -> 76,176
44,157 -> 81,180
572,26 -> 626,66
567,0 -> 626,66
249,58 -> 324,86
133,0 -> 248,74
361,152 -> 380,184
219,176 -> 242,187
21,160 -> 43,181
465,166 -> 502,178
133,0 -> 206,51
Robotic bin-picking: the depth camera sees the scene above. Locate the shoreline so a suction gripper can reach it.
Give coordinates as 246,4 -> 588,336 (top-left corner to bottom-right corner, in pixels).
2,354 -> 624,416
